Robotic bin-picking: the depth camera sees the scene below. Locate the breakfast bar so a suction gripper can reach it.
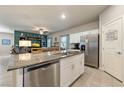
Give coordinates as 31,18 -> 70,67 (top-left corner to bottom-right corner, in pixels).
7,51 -> 84,87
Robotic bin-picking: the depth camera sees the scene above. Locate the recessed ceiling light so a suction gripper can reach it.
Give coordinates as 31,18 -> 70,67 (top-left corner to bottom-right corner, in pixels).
61,14 -> 66,19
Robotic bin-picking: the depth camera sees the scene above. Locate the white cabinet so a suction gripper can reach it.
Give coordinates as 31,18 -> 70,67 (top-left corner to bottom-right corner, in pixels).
15,53 -> 84,87
70,34 -> 76,43
76,33 -> 81,43
72,54 -> 84,82
60,65 -> 72,87
70,32 -> 82,43
60,53 -> 84,87
60,56 -> 73,87
79,54 -> 84,74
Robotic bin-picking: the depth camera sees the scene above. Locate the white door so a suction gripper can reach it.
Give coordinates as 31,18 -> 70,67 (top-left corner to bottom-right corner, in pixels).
102,18 -> 123,81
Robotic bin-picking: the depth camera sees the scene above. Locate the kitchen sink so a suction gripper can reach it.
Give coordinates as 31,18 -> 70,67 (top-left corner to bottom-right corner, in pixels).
53,51 -> 79,57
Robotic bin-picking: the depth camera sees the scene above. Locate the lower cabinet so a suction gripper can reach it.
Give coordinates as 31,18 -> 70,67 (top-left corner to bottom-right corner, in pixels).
60,53 -> 84,87
60,65 -> 72,87
15,53 -> 84,87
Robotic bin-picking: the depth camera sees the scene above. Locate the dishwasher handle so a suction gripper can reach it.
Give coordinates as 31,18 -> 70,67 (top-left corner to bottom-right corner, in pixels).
41,65 -> 50,70
26,60 -> 59,72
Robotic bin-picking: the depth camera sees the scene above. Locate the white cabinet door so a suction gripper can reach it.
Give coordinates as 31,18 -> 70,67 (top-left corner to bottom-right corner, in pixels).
71,55 -> 80,81
70,32 -> 82,43
60,57 -> 73,87
60,53 -> 84,87
79,54 -> 84,74
76,32 -> 82,43
70,34 -> 75,43
60,65 -> 72,87
72,54 -> 84,81
69,34 -> 73,43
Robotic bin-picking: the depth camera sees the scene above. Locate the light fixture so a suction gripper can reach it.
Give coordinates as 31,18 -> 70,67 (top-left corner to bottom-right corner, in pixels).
40,30 -> 43,34
61,14 -> 66,19
32,26 -> 49,34
32,26 -> 39,31
43,31 -> 49,35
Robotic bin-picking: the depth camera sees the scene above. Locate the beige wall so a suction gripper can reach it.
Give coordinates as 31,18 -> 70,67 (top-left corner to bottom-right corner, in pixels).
0,24 -> 14,56
99,5 -> 124,69
0,33 -> 14,56
100,5 -> 124,25
49,21 -> 99,46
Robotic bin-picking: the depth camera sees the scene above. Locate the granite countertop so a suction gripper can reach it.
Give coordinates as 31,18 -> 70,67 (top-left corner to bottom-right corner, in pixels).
7,51 -> 83,71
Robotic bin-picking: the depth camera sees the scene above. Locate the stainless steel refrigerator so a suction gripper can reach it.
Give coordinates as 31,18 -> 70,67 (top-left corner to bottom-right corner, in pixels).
80,30 -> 99,68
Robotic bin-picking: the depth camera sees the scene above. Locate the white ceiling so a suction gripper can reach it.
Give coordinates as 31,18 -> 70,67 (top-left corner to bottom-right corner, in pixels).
0,5 -> 108,33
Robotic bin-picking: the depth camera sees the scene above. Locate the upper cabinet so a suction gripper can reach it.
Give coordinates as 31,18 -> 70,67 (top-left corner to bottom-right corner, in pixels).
70,32 -> 82,43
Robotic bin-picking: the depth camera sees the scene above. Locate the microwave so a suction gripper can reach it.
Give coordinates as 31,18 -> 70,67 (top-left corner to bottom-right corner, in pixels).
70,43 -> 80,49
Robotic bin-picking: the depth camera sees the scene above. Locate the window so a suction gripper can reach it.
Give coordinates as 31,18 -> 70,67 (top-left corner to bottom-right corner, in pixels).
47,38 -> 52,47
60,35 -> 69,50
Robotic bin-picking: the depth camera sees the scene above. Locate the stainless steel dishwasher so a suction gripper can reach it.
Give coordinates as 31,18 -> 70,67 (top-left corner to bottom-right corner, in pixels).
24,60 -> 60,87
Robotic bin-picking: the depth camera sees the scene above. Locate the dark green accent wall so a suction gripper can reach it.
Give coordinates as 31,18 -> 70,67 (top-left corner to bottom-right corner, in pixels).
14,31 -> 47,47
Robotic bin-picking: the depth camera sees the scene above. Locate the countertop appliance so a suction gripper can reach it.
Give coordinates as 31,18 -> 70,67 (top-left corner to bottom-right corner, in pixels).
70,43 -> 80,49
80,30 -> 99,68
24,60 -> 60,87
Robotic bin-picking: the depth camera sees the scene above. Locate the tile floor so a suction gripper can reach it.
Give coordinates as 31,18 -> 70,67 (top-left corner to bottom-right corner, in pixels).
0,57 -> 124,87
72,66 -> 124,87
0,57 -> 16,87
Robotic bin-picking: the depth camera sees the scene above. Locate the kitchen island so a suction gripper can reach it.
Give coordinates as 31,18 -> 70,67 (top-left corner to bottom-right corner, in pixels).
7,51 -> 84,87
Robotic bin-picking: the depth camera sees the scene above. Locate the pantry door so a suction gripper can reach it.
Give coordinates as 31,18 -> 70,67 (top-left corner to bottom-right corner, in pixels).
102,18 -> 123,81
